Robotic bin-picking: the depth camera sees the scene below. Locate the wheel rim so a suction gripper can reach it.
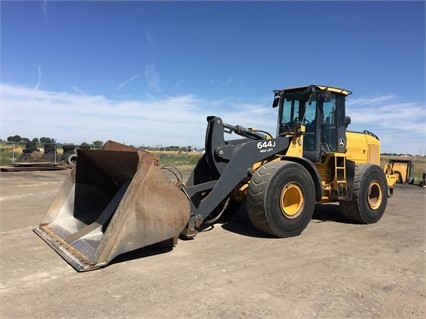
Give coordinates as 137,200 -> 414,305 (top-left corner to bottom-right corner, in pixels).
367,181 -> 382,210
280,183 -> 304,219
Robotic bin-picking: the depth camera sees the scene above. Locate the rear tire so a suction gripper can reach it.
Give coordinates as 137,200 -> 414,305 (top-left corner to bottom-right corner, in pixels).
339,164 -> 388,223
247,161 -> 315,237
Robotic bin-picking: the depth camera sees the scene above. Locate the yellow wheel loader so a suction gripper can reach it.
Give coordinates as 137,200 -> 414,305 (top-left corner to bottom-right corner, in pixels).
384,159 -> 414,184
34,85 -> 396,271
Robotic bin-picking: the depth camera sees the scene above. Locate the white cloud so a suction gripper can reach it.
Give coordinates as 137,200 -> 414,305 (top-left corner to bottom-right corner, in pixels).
210,77 -> 233,87
33,64 -> 42,91
1,84 -> 424,154
347,94 -> 396,107
72,86 -> 86,95
146,30 -> 152,45
145,64 -> 161,92
173,81 -> 181,91
117,74 -> 143,90
347,98 -> 425,133
0,84 -> 275,148
346,94 -> 425,154
42,0 -> 48,27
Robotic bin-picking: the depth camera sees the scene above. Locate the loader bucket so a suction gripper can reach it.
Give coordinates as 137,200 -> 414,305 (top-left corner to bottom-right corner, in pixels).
34,141 -> 190,271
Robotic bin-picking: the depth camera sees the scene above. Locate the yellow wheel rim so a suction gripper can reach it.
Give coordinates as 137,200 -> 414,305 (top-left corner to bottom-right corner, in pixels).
280,183 -> 304,219
368,181 -> 382,210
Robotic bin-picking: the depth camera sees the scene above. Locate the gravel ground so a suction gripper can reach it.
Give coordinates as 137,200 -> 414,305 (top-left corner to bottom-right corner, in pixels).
0,169 -> 425,318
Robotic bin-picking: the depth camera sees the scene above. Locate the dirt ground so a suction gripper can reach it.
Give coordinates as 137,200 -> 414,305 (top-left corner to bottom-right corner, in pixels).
0,169 -> 425,318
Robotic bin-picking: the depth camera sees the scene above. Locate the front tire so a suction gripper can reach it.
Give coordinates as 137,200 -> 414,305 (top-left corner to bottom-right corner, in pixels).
247,161 -> 316,237
339,164 -> 388,223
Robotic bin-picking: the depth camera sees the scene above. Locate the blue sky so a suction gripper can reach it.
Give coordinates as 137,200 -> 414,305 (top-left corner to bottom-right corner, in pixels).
1,1 -> 425,154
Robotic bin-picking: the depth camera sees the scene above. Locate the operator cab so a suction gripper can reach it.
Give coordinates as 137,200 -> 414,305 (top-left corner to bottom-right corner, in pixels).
273,85 -> 352,163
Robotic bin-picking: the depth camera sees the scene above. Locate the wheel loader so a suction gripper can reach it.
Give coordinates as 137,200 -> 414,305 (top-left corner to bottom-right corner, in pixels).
384,159 -> 414,184
34,85 -> 396,271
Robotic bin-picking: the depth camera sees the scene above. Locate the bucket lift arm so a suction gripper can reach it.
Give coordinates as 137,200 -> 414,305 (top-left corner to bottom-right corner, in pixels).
180,116 -> 290,237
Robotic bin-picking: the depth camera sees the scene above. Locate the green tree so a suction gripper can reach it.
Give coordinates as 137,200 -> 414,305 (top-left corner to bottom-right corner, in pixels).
40,137 -> 54,143
7,135 -> 21,142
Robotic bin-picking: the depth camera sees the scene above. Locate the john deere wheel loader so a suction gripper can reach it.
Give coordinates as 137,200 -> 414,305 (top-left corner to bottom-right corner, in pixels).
34,85 -> 396,271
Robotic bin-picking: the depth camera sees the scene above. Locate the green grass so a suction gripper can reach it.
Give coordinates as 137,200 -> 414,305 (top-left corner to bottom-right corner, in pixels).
158,154 -> 201,166
0,145 -> 20,166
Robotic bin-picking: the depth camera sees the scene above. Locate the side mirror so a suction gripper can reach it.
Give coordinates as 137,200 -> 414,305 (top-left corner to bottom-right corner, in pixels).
345,116 -> 351,127
272,96 -> 280,108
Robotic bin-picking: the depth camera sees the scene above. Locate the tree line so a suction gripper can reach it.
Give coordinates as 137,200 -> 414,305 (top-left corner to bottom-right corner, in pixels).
2,136 -> 195,152
5,135 -> 55,144
2,136 -> 104,147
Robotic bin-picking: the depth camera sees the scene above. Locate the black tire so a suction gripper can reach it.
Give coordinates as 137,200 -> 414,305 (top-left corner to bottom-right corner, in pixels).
247,161 -> 316,237
62,145 -> 75,153
66,154 -> 77,164
25,142 -> 37,153
44,143 -> 56,153
392,170 -> 403,183
339,164 -> 388,224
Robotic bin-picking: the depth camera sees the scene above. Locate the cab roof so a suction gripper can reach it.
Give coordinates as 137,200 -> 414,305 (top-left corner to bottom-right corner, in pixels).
276,85 -> 352,96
